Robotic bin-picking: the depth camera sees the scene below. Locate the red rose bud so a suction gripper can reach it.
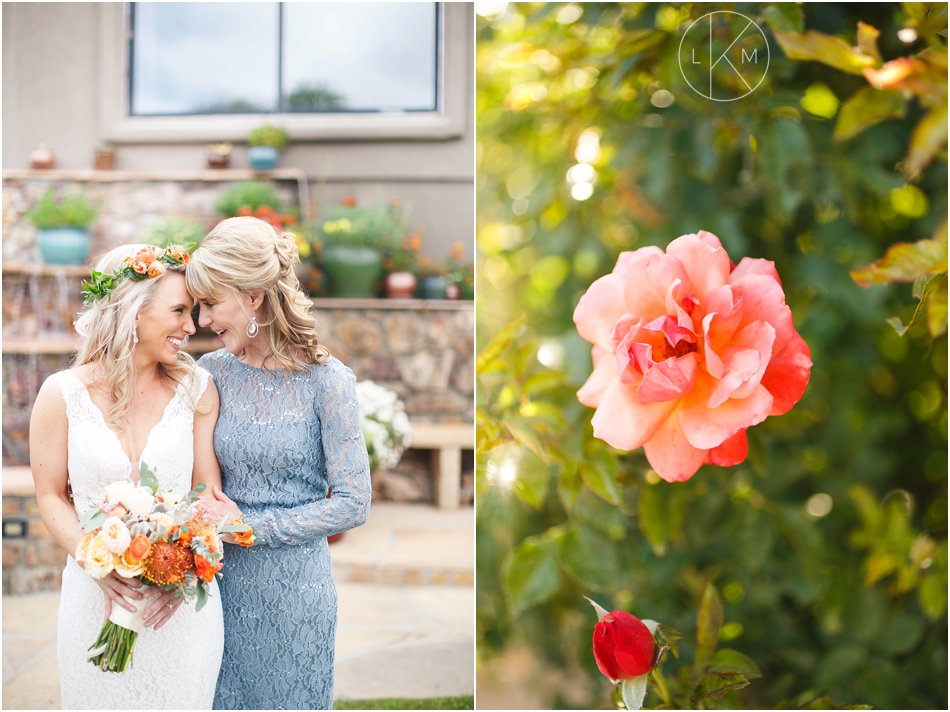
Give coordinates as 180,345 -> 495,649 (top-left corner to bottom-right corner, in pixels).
593,610 -> 657,680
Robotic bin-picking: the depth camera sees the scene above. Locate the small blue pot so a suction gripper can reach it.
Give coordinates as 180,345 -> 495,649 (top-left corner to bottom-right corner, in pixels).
420,275 -> 447,300
248,146 -> 280,171
37,228 -> 91,265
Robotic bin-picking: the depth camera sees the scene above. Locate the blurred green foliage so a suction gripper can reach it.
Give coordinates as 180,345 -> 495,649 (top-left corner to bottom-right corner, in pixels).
475,2 -> 947,709
25,187 -> 98,229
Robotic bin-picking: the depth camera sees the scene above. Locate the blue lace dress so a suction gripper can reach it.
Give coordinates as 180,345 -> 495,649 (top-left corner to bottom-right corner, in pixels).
198,350 -> 371,710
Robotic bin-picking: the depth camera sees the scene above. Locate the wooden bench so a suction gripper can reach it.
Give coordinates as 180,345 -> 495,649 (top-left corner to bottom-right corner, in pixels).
408,422 -> 474,509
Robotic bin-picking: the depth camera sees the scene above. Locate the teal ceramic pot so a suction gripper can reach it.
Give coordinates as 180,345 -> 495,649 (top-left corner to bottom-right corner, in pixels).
248,146 -> 279,171
37,228 -> 91,265
321,245 -> 383,298
420,275 -> 447,299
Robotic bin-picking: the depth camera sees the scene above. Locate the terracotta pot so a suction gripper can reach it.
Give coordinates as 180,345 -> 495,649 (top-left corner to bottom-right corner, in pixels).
445,283 -> 461,300
384,271 -> 417,298
94,147 -> 115,170
206,152 -> 229,169
29,144 -> 55,170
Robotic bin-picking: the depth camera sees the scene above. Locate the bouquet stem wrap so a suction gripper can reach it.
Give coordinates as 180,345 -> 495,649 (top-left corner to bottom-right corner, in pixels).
87,586 -> 153,673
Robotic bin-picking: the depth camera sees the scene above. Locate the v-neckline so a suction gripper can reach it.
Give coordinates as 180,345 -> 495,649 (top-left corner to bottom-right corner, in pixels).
66,370 -> 180,475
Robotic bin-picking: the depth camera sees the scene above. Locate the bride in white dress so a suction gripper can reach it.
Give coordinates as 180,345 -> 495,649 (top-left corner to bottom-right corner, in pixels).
30,244 -> 225,710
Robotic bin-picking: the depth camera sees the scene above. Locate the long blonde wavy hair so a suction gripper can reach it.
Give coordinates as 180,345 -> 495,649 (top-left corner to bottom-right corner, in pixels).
73,244 -> 197,430
185,217 -> 329,371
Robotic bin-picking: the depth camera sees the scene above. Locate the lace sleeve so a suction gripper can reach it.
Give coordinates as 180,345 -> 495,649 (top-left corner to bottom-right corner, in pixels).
241,360 -> 371,546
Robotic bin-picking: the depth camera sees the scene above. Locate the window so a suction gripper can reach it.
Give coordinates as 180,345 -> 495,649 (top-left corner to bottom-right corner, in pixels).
129,2 -> 440,116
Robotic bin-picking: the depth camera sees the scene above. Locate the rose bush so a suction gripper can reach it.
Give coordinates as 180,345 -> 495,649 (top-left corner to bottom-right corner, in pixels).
574,231 -> 812,482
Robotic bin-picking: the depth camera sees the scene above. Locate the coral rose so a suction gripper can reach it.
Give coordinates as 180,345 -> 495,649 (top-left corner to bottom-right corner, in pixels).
134,245 -> 162,265
574,231 -> 811,482
146,261 -> 166,278
128,534 -> 151,561
593,610 -> 657,681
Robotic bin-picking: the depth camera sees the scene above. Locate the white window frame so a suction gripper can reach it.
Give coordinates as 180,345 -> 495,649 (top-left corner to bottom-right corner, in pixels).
98,2 -> 465,143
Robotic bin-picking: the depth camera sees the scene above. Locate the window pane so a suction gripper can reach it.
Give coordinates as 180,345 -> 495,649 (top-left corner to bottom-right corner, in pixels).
131,3 -> 278,115
282,3 -> 438,113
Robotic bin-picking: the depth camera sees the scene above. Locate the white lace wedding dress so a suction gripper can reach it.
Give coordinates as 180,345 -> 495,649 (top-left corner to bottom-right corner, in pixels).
56,368 -> 224,710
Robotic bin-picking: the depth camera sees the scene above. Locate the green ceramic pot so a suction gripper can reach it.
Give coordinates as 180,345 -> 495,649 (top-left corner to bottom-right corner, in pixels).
420,275 -> 447,299
321,245 -> 383,298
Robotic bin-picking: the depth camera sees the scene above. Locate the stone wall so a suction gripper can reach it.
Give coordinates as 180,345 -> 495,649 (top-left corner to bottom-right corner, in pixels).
315,302 -> 474,422
3,471 -> 67,594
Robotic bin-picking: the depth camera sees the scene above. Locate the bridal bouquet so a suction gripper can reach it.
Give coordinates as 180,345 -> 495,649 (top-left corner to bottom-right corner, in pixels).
76,463 -> 254,673
355,380 -> 412,469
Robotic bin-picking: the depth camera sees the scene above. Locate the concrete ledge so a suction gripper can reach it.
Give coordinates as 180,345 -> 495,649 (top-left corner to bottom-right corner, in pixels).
2,467 -> 35,497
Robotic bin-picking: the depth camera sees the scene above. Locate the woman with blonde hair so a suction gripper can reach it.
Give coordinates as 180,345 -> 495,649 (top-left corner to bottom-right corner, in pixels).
30,244 -> 225,709
185,216 -> 371,710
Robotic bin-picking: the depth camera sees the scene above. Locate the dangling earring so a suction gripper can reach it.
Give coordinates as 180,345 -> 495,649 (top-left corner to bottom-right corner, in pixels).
246,313 -> 259,338
133,325 -> 139,346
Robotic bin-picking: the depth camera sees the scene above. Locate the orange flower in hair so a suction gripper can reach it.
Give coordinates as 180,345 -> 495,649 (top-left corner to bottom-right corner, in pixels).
146,261 -> 166,278
135,245 -> 162,265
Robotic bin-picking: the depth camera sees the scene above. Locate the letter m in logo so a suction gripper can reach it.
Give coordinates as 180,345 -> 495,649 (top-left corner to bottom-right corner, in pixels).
742,48 -> 757,63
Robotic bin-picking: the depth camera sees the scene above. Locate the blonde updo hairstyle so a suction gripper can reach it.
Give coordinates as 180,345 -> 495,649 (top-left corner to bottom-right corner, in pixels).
73,244 -> 196,429
185,217 -> 329,371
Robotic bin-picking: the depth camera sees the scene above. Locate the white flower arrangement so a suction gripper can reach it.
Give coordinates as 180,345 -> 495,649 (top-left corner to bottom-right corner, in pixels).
356,380 -> 412,470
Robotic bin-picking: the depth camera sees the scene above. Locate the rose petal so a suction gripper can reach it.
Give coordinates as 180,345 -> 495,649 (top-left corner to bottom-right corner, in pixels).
729,273 -> 794,351
578,346 -> 616,408
574,273 -> 627,347
705,429 -> 749,467
707,321 -> 776,407
642,410 -> 707,482
638,352 -> 699,404
761,330 -> 812,415
731,256 -> 782,287
622,252 -> 693,322
666,231 -> 731,300
591,383 -> 677,451
680,373 -> 774,450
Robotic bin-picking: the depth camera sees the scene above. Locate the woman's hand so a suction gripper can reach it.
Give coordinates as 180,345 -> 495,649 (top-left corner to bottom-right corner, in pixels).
94,571 -> 145,623
207,486 -> 245,544
143,588 -> 184,630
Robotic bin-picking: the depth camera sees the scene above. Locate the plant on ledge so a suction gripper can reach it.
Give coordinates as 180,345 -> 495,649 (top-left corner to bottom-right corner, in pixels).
25,188 -> 98,229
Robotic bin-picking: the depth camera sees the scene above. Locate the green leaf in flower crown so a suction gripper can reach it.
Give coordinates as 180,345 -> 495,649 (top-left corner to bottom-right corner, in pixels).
139,462 -> 159,495
501,532 -> 561,616
695,583 -> 724,665
833,87 -> 908,142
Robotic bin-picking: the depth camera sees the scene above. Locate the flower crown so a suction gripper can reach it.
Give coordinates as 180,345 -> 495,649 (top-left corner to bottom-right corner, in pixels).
81,245 -> 192,304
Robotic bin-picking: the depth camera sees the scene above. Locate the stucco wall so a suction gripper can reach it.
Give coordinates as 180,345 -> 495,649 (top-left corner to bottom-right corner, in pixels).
1,2 -> 473,258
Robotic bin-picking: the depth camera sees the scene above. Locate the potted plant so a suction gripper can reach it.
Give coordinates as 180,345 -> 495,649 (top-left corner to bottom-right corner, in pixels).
383,233 -> 422,298
247,124 -> 290,171
314,195 -> 409,298
445,241 -> 474,300
206,142 -> 232,169
417,258 -> 447,299
25,188 -> 99,265
214,181 -> 282,217
94,143 -> 115,170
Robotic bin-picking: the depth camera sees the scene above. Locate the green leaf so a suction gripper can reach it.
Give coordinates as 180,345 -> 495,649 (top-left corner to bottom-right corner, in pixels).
77,504 -> 104,531
692,671 -> 749,702
834,87 -> 908,142
584,595 -> 610,622
655,624 -> 683,660
850,240 -> 947,286
763,4 -> 804,33
710,648 -> 763,679
621,675 -> 650,711
501,533 -> 561,616
638,484 -> 667,556
856,22 -> 883,65
512,448 -> 551,508
581,450 -> 622,505
504,413 -> 547,461
195,584 -> 208,612
906,105 -> 949,179
558,460 -> 583,512
797,695 -> 874,710
81,511 -> 108,534
476,315 -> 526,373
919,571 -> 949,620
556,523 -> 623,592
771,27 -> 877,75
139,462 -> 160,495
695,583 -> 724,664
927,273 -> 948,336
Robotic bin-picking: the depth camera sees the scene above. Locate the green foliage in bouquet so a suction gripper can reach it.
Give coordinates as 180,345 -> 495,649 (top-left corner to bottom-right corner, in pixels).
476,3 -> 947,710
25,187 -> 98,228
